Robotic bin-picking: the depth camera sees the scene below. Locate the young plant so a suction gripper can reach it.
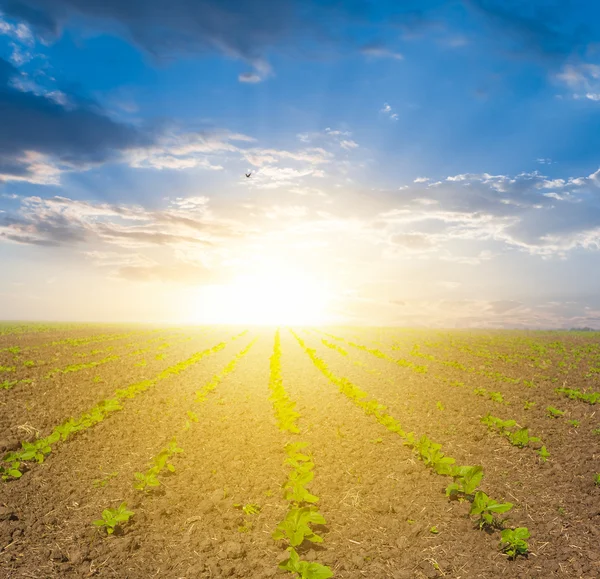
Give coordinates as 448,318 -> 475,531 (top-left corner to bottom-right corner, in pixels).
278,547 -> 333,579
272,507 -> 326,547
523,401 -> 536,410
507,428 -> 540,448
446,465 -> 484,499
594,473 -> 600,487
500,527 -> 530,559
547,406 -> 564,418
470,491 -> 513,529
93,502 -> 134,535
537,446 -> 551,462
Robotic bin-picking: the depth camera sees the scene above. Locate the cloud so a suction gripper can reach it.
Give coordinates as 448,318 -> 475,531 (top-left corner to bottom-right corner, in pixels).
390,232 -> 435,250
380,102 -> 398,120
0,0 -> 370,78
0,194 -> 246,249
464,0 -> 594,62
555,63 -> 600,100
238,72 -> 262,84
376,167 -> 600,257
360,43 -> 403,60
0,57 -> 153,184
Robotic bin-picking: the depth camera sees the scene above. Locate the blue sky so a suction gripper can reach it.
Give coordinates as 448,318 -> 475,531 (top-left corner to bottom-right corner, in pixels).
1,0 -> 600,327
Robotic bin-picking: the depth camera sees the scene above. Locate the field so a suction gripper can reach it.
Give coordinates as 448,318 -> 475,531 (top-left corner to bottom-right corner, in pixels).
0,323 -> 599,578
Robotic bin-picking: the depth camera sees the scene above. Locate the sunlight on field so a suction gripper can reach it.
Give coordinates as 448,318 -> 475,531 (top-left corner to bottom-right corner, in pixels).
195,270 -> 331,325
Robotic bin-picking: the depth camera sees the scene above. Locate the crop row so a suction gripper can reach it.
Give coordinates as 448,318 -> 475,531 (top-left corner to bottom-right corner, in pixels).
269,330 -> 333,578
293,331 -> 530,559
93,336 -> 256,534
1,332 -> 245,481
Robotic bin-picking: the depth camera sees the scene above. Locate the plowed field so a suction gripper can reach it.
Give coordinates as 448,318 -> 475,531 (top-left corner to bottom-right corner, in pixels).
1,324 -> 599,578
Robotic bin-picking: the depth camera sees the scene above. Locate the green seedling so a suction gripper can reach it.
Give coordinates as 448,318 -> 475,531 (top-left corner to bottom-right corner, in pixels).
134,470 -> 160,491
507,428 -> 540,448
93,502 -> 134,535
23,360 -> 35,367
594,473 -> 600,487
523,401 -> 536,410
1,380 -> 18,390
272,507 -> 326,547
0,460 -> 23,480
446,465 -> 484,499
556,387 -> 600,405
537,446 -> 550,462
470,491 -> 513,529
500,527 -> 530,559
371,437 -> 383,444
278,547 -> 333,579
242,503 -> 261,515
415,435 -> 455,475
430,526 -> 439,534
436,401 -> 445,411
93,471 -> 118,488
450,381 -> 465,388
567,419 -> 580,428
594,428 -> 600,436
547,406 -> 565,418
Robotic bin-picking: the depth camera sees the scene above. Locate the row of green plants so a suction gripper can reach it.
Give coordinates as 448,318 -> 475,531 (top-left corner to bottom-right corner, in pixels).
0,336 -> 237,481
44,334 -> 190,379
93,335 -> 255,535
555,386 -> 600,405
45,354 -> 120,378
321,331 -> 427,374
292,331 -> 529,560
481,414 -> 550,460
269,331 -> 301,433
269,331 -> 333,579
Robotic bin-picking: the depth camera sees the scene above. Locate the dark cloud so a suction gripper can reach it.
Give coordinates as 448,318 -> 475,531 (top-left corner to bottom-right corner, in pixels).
0,212 -> 90,244
464,0 -> 597,61
0,57 -> 151,182
0,0 -> 368,64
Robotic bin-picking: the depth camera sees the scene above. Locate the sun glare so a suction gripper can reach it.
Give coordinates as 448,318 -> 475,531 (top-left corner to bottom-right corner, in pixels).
197,270 -> 331,325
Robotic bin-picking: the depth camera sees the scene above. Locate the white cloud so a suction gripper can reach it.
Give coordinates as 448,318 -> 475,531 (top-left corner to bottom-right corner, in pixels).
339,139 -> 359,150
238,72 -> 262,83
555,63 -> 600,101
380,102 -> 398,120
360,45 -> 403,60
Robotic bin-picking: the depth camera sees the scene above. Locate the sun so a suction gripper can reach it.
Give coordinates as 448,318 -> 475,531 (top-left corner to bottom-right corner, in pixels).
196,269 -> 331,325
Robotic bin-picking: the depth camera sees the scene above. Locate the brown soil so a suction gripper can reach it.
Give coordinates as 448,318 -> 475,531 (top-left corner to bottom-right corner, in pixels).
1,326 -> 599,578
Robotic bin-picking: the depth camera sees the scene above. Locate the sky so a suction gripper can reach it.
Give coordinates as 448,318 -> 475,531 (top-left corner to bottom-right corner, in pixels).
1,0 -> 600,328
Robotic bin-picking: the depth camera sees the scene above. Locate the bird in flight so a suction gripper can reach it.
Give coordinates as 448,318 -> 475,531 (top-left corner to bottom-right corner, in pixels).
245,172 -> 252,178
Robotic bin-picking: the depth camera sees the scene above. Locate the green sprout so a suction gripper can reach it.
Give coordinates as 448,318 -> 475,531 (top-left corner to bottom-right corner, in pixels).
500,527 -> 530,559
93,502 -> 134,535
470,491 -> 513,529
547,406 -> 565,418
537,446 -> 550,462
